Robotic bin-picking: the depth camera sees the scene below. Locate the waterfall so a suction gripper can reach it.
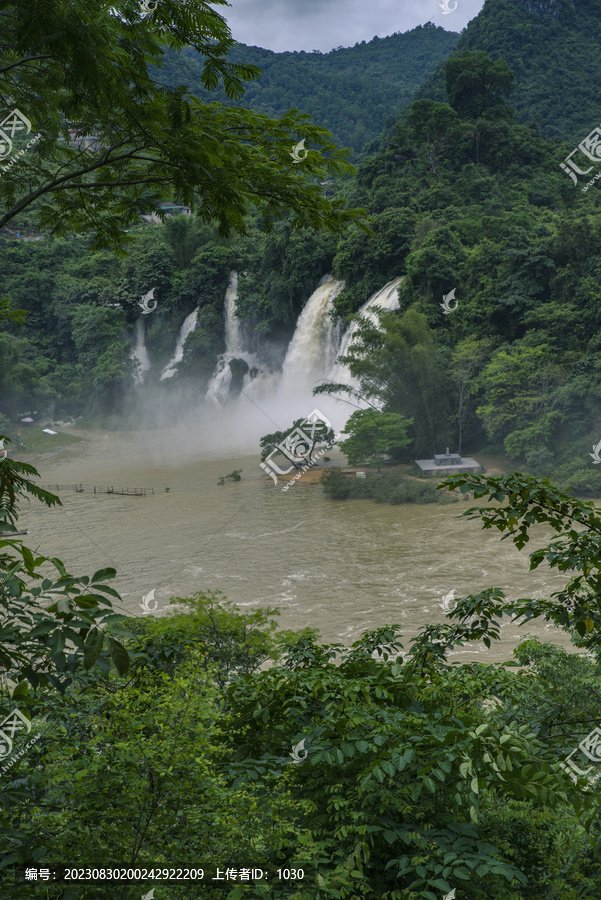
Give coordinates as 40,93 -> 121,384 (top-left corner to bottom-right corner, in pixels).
160,308 -> 199,381
206,272 -> 242,403
332,276 -> 404,386
196,274 -> 401,448
130,317 -> 151,383
206,360 -> 234,404
280,275 -> 345,390
206,271 -> 270,404
223,271 -> 241,356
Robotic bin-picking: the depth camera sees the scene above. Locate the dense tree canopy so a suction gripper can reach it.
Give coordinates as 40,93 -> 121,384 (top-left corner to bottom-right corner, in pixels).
415,0 -> 601,144
4,36 -> 601,496
0,0 -> 367,250
2,474 -> 601,896
4,4 -> 601,898
158,24 -> 460,157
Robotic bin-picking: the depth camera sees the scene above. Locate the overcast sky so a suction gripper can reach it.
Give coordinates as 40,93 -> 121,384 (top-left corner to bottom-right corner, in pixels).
221,0 -> 487,53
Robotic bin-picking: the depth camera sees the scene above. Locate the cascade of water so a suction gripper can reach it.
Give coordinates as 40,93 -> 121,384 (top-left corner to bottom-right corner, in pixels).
130,317 -> 151,384
223,271 -> 241,356
331,276 -> 404,387
280,275 -> 345,390
207,272 -> 242,403
197,276 -> 400,449
160,308 -> 199,381
206,271 -> 270,404
206,360 -> 234,404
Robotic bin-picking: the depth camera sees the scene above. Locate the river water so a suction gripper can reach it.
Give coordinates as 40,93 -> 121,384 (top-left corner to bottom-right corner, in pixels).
18,430 -> 575,665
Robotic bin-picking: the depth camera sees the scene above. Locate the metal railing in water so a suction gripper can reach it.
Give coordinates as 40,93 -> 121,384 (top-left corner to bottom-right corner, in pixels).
45,484 -> 154,496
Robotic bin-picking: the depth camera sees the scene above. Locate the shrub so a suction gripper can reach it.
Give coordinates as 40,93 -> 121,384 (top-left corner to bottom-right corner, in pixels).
321,467 -> 439,504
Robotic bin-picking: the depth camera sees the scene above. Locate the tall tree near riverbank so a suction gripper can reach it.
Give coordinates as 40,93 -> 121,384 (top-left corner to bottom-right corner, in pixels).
338,409 -> 413,469
449,336 -> 493,455
476,344 -> 566,459
315,308 -> 452,457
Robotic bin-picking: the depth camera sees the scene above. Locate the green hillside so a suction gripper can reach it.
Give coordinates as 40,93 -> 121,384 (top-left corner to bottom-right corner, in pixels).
414,0 -> 601,143
155,23 -> 460,155
6,5 -> 601,898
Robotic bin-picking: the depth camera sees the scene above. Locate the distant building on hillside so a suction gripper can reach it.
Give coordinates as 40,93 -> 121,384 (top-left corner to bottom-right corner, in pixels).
65,128 -> 102,152
141,203 -> 192,224
414,448 -> 481,477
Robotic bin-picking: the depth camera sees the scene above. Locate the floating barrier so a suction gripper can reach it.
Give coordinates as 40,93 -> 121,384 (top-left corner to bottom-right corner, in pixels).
46,484 -> 154,496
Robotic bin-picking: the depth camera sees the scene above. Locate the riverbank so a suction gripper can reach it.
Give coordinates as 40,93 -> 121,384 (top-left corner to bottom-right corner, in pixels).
8,424 -> 83,460
271,454 -> 512,486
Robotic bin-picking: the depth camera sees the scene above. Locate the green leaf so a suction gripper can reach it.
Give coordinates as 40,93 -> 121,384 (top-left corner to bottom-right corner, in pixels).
73,595 -> 102,609
11,681 -> 31,700
83,628 -> 104,670
107,636 -> 129,675
90,567 -> 117,584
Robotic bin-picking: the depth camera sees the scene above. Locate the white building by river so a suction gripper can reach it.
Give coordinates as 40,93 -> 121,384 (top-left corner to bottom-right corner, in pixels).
414,448 -> 481,477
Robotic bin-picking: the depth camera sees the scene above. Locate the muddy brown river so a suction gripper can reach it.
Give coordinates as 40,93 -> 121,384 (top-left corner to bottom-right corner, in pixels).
16,429 -> 577,664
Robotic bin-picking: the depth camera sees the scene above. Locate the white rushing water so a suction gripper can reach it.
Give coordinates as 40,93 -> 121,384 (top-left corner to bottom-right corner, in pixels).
130,317 -> 151,384
200,274 -> 403,442
160,308 -> 199,381
280,275 -> 345,391
156,273 -> 404,450
223,270 -> 242,356
332,276 -> 404,387
205,271 -> 267,404
206,272 -> 241,403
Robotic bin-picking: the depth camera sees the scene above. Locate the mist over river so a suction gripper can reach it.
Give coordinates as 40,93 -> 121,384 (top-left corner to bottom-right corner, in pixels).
18,429 -> 575,665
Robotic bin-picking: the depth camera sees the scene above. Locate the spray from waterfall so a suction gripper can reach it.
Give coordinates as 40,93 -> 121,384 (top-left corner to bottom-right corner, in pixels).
201,275 -> 404,445
201,274 -> 351,442
135,274 -> 404,458
130,317 -> 151,384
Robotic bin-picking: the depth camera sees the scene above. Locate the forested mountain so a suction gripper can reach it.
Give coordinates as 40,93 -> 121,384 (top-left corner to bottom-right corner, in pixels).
155,24 -> 460,155
6,5 -> 601,897
5,27 -> 601,494
415,0 -> 601,143
5,0 -> 601,498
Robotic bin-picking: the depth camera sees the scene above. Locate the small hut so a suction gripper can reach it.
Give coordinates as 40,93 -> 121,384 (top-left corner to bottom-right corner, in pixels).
414,447 -> 481,477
